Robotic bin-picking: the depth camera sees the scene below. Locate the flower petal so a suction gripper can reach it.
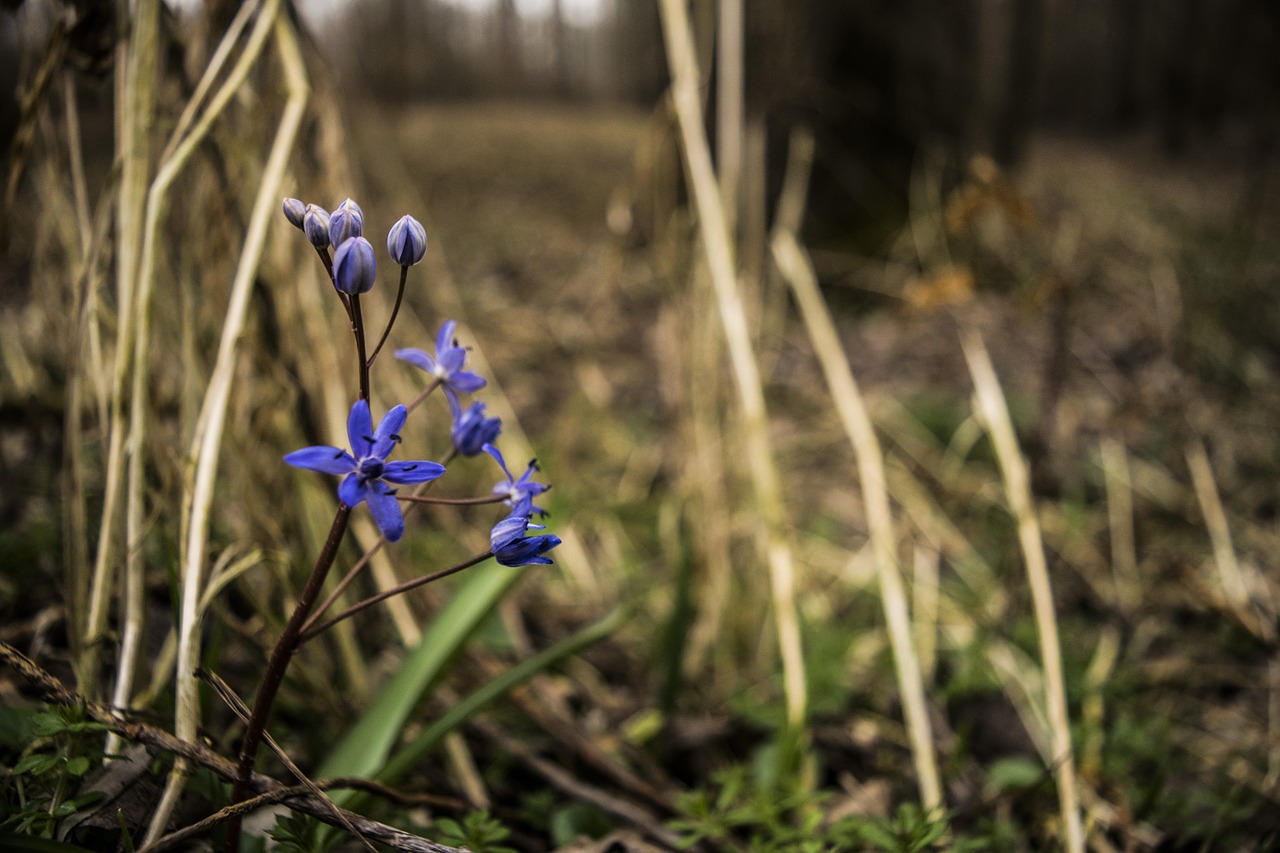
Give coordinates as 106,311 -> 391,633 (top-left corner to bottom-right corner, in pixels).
495,534 -> 561,567
284,446 -> 356,475
366,486 -> 405,542
484,443 -> 515,484
507,494 -> 535,518
382,460 -> 446,484
347,400 -> 374,458
395,347 -> 437,374
338,473 -> 369,508
451,400 -> 502,457
436,320 -> 457,356
449,370 -> 487,394
490,513 -> 529,552
372,405 -> 408,458
437,347 -> 466,375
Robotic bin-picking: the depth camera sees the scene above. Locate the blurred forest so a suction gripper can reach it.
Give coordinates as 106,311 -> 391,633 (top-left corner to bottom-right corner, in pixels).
306,0 -> 1280,230
2,0 -> 1280,851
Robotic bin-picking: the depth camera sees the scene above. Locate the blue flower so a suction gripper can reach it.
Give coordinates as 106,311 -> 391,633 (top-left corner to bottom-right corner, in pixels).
333,236 -> 377,294
489,498 -> 560,567
484,443 -> 550,515
284,400 -> 444,542
395,321 -> 486,405
449,395 -> 501,457
387,214 -> 427,266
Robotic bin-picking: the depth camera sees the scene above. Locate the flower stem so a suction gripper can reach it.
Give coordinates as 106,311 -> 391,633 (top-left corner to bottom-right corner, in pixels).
300,447 -> 458,635
349,294 -> 370,401
406,377 -> 442,413
366,264 -> 408,370
297,550 -> 492,645
396,493 -> 506,506
224,504 -> 351,853
313,244 -> 352,323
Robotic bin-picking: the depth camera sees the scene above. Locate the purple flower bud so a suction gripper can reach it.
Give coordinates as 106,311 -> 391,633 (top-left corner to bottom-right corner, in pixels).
303,204 -> 331,249
333,236 -> 377,294
282,197 -> 306,229
329,207 -> 362,247
387,215 -> 427,266
337,197 -> 364,226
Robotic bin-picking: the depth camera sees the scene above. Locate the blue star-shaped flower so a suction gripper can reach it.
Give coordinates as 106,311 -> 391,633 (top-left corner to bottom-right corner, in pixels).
449,395 -> 502,457
490,497 -> 561,567
483,443 -> 550,515
395,321 -> 486,406
284,400 -> 444,542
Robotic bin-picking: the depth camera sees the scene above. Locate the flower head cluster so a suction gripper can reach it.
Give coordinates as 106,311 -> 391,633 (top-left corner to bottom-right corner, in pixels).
282,196 -> 425,294
281,195 -> 558,568
284,401 -> 443,542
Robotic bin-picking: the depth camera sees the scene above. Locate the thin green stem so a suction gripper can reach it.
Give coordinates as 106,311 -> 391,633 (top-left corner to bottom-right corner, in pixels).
225,504 -> 351,852
297,551 -> 493,646
366,264 -> 408,369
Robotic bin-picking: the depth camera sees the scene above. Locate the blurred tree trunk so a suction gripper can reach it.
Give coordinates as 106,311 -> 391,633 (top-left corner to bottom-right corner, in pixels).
993,0 -> 1043,165
946,0 -> 980,156
497,0 -> 520,95
1157,0 -> 1220,155
0,13 -> 17,164
1108,0 -> 1142,128
717,0 -> 742,233
552,0 -> 570,99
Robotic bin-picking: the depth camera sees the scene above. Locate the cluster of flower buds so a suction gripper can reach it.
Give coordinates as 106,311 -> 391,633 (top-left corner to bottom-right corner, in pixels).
280,196 -> 559,565
285,197 -> 421,295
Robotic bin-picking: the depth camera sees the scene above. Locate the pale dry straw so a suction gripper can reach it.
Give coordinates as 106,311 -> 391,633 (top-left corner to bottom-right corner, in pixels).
770,127 -> 942,810
961,327 -> 1083,853
658,0 -> 808,733
151,4 -> 309,842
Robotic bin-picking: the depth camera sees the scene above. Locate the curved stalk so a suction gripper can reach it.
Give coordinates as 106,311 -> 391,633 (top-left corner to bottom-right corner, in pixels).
367,264 -> 409,368
225,506 -> 352,851
298,551 -> 493,646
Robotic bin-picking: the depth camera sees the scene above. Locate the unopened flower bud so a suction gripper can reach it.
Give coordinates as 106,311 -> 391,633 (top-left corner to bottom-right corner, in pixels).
333,236 -> 377,294
329,207 -> 362,247
387,214 -> 427,266
303,204 -> 331,249
282,197 -> 306,229
337,197 -> 364,226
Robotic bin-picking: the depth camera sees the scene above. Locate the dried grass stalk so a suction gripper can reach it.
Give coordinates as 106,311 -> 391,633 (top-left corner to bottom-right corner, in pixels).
658,0 -> 807,733
150,4 -> 307,843
82,0 -> 162,702
769,128 -> 942,810
961,327 -> 1083,853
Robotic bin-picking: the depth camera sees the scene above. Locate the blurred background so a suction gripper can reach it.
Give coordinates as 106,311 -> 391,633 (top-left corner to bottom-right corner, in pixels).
2,0 -> 1280,850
